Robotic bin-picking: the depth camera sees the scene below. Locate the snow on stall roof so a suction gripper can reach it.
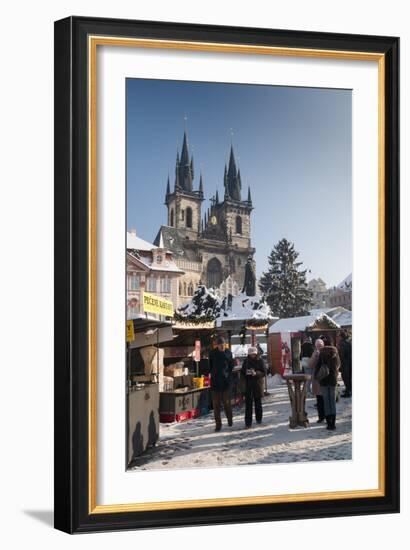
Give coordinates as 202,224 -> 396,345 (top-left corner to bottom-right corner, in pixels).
177,286 -> 274,324
269,313 -> 340,333
308,306 -> 352,327
127,231 -> 157,251
331,310 -> 352,327
216,292 -> 274,326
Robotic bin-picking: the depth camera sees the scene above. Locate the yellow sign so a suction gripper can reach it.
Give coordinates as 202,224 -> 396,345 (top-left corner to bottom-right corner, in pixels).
142,292 -> 174,317
126,320 -> 135,342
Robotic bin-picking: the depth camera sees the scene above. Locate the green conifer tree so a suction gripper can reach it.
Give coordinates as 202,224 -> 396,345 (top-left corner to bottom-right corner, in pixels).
259,238 -> 312,317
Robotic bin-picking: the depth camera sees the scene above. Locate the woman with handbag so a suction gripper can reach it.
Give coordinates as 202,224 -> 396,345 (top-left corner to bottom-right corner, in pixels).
240,347 -> 266,428
314,335 -> 341,430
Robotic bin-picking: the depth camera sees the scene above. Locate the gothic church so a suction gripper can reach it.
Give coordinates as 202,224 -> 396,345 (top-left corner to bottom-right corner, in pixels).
154,130 -> 255,303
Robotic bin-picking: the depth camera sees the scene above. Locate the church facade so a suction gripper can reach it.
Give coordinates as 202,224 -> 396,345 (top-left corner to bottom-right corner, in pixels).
154,130 -> 255,305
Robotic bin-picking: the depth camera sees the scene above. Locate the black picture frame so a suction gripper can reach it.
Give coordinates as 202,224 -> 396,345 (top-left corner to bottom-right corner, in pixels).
54,16 -> 400,534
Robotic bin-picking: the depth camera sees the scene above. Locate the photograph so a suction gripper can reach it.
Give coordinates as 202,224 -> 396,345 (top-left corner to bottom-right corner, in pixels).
53,15 -> 399,533
125,78 -> 353,471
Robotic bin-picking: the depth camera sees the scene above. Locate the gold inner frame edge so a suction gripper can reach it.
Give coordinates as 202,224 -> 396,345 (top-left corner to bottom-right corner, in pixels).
87,35 -> 386,514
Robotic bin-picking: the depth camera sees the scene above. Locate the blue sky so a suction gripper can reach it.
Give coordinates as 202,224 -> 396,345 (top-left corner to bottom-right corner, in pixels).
126,79 -> 351,288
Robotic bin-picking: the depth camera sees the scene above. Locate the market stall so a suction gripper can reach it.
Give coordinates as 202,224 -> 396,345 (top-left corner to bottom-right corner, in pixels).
268,313 -> 341,375
159,322 -> 214,423
126,292 -> 175,464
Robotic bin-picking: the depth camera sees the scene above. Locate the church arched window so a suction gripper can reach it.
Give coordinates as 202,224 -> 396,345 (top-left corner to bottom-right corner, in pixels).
170,208 -> 174,227
179,282 -> 182,295
186,207 -> 193,228
188,282 -> 194,296
183,282 -> 187,296
237,258 -> 242,267
235,215 -> 242,234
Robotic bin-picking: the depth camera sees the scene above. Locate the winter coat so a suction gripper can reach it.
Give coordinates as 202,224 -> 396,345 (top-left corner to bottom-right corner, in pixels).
240,357 -> 266,398
209,348 -> 235,391
308,349 -> 321,395
338,339 -> 352,373
314,345 -> 341,387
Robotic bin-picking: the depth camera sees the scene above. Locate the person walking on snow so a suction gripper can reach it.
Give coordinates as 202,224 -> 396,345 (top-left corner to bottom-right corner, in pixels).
240,347 -> 266,428
209,336 -> 235,432
314,335 -> 341,431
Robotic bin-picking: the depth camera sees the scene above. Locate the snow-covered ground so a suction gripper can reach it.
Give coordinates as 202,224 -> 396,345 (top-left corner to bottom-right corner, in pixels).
130,375 -> 352,471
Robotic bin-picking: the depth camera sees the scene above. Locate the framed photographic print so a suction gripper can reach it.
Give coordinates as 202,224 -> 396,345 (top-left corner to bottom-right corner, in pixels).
54,16 -> 400,533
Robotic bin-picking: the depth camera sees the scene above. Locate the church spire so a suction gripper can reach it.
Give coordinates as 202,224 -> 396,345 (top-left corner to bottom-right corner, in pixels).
227,145 -> 237,181
180,131 -> 189,166
174,130 -> 194,192
215,189 -> 219,204
199,172 -> 204,196
165,175 -> 170,202
223,164 -> 229,199
225,145 -> 241,201
175,151 -> 180,190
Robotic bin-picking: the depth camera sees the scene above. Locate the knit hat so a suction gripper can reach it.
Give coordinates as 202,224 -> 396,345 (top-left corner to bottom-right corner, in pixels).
248,346 -> 258,355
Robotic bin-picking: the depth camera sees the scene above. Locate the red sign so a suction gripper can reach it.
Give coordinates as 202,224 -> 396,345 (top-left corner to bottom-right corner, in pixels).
194,340 -> 201,362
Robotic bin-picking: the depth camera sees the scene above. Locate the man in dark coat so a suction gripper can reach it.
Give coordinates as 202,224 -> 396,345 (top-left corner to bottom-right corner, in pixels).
338,330 -> 352,397
240,347 -> 266,428
315,336 -> 341,430
209,336 -> 235,431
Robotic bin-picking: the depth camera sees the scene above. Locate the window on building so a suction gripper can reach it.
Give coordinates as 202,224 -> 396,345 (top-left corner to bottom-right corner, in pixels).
188,282 -> 194,296
235,215 -> 242,234
181,210 -> 185,221
146,276 -> 157,292
183,282 -> 187,296
127,298 -> 139,318
129,274 -> 140,290
179,282 -> 182,295
186,207 -> 193,228
237,258 -> 241,267
170,208 -> 174,227
160,276 -> 171,293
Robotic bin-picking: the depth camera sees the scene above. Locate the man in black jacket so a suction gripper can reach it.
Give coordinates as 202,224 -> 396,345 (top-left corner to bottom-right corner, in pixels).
209,336 -> 235,432
240,347 -> 266,428
315,336 -> 341,430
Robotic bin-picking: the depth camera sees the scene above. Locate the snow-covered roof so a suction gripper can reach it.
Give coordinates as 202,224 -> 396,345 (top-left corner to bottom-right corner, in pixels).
176,286 -> 274,325
338,273 -> 352,290
217,292 -> 274,326
269,312 -> 340,333
331,309 -> 352,327
127,231 -> 157,251
138,255 -> 184,273
308,306 -> 352,327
